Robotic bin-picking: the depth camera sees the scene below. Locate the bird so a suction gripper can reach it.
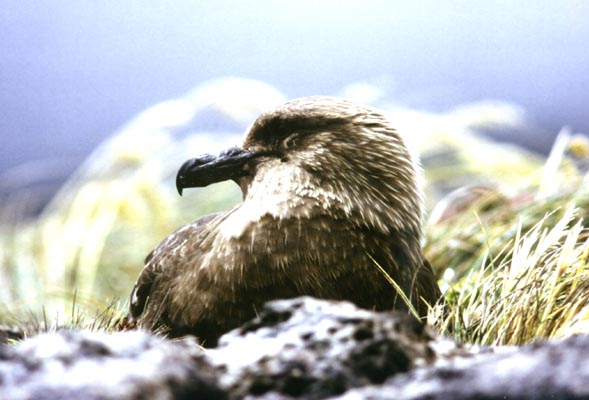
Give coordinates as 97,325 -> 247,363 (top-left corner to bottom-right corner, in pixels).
128,96 -> 443,346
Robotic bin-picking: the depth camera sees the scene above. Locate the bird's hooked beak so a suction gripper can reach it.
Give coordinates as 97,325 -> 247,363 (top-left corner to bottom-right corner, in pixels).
176,147 -> 277,195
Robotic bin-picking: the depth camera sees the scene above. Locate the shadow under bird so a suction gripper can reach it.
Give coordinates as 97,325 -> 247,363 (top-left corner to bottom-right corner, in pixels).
128,96 -> 442,346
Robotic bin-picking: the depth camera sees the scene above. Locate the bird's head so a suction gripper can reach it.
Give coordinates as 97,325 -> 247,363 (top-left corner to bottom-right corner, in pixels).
176,96 -> 424,238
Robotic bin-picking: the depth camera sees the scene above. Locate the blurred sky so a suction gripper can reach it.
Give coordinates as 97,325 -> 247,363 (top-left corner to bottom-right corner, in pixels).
1,1 -> 589,175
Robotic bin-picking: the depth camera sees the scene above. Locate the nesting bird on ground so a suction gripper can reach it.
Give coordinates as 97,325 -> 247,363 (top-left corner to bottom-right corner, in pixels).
128,96 -> 442,346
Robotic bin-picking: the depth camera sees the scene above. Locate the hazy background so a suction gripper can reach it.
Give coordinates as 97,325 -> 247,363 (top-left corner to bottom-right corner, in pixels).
2,1 -> 588,190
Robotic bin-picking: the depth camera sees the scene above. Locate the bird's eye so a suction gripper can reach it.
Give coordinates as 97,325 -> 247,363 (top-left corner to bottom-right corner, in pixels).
282,133 -> 300,149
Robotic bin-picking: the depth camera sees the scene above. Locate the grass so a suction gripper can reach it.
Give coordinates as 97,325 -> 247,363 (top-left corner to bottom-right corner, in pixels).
1,90 -> 588,347
425,128 -> 589,345
431,204 -> 589,345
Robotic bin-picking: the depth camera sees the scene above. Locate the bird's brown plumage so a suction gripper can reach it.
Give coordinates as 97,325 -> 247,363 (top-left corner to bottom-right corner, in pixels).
128,96 -> 442,346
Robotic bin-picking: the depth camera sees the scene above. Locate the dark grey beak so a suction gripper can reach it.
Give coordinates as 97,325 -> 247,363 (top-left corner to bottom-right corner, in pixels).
176,147 -> 277,195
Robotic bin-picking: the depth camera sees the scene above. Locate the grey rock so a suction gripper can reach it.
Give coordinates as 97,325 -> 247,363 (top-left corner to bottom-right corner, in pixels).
2,297 -> 589,400
207,297 -> 463,399
0,329 -> 225,400
337,334 -> 589,400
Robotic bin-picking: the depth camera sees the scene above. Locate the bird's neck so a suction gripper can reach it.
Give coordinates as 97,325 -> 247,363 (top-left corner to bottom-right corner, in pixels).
226,162 -> 423,243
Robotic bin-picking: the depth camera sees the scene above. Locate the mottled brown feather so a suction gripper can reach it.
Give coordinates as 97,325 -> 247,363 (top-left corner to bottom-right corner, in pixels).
128,96 -> 443,346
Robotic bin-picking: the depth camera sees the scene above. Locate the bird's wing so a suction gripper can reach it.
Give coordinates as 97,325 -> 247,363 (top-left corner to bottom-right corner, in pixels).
128,212 -> 222,320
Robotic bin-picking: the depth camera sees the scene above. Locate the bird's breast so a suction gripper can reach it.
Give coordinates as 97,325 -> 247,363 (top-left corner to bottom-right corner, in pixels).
216,194 -> 302,240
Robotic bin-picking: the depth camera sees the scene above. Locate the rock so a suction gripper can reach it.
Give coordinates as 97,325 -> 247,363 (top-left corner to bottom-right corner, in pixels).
1,297 -> 589,399
337,335 -> 589,400
207,297 -> 462,399
0,329 -> 225,400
